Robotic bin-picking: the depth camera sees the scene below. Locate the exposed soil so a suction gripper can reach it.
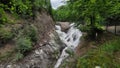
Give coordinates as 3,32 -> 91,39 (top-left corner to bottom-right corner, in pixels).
75,39 -> 91,56
33,11 -> 55,45
0,11 -> 55,65
0,42 -> 14,55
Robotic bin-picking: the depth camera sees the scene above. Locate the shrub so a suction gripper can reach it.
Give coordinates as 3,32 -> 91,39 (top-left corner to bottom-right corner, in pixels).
23,25 -> 38,42
33,0 -> 48,10
28,25 -> 38,42
9,0 -> 33,16
0,8 -> 8,24
0,0 -> 51,19
14,52 -> 24,61
0,51 -> 13,61
0,27 -> 13,43
16,37 -> 32,53
78,24 -> 90,32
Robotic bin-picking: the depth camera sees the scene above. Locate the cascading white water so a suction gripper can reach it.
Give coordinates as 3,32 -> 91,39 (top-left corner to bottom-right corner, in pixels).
54,23 -> 82,68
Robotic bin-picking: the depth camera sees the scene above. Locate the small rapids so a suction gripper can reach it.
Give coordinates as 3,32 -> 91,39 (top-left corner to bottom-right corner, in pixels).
54,23 -> 82,68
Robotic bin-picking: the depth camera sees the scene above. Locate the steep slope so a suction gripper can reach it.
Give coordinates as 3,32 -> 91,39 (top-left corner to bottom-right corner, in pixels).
0,11 -> 65,68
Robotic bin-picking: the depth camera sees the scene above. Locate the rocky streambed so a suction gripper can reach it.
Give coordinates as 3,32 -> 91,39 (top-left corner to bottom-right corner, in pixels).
54,23 -> 82,68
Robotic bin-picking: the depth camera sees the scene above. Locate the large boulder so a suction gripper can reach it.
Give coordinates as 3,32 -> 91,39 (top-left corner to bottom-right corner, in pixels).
58,22 -> 70,32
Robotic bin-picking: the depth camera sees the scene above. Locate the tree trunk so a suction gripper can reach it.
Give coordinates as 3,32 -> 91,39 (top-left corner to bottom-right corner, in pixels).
90,14 -> 96,40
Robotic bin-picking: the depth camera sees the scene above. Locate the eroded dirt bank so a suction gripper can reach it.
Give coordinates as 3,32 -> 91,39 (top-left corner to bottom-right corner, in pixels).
0,11 -> 65,68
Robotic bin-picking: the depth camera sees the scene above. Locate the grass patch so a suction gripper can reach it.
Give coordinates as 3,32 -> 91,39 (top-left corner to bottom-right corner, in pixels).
0,27 -> 14,43
0,50 -> 14,62
77,37 -> 120,68
16,37 -> 32,53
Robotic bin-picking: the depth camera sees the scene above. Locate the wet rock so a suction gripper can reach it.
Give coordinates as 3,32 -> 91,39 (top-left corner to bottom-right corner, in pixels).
59,22 -> 70,32
54,23 -> 82,68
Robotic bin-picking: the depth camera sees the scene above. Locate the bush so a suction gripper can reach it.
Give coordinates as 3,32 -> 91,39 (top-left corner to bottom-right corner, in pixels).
0,0 -> 51,19
29,25 -> 38,42
16,37 -> 32,53
9,0 -> 33,16
0,27 -> 13,43
78,24 -> 90,32
0,8 -> 8,24
23,25 -> 38,42
0,51 -> 13,61
14,52 -> 24,61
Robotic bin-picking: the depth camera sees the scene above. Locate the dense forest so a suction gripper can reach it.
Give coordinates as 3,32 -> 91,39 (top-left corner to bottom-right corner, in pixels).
53,0 -> 120,39
0,0 -> 120,68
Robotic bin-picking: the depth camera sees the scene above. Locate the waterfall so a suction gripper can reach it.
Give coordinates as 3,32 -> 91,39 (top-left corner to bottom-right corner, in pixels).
54,23 -> 82,68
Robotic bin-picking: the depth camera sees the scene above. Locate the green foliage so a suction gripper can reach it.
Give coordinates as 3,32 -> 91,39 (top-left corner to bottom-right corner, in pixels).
76,38 -> 120,68
52,5 -> 78,22
101,38 -> 120,54
9,0 -> 33,17
0,0 -> 52,18
77,52 -> 119,68
14,52 -> 24,61
53,0 -> 120,39
66,48 -> 74,57
28,25 -> 38,42
0,0 -> 51,61
33,0 -> 46,9
13,25 -> 38,61
23,25 -> 38,42
15,37 -> 33,61
0,8 -> 8,24
16,37 -> 32,53
78,25 -> 90,32
0,51 -> 13,61
0,27 -> 13,43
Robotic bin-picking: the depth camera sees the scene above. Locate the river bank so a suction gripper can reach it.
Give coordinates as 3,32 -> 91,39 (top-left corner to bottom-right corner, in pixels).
59,31 -> 120,68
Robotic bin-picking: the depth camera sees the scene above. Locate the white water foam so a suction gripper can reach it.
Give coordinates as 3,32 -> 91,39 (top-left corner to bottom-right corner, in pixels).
54,23 -> 82,68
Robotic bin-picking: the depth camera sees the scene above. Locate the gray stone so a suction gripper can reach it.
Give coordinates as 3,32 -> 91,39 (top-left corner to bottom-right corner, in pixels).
59,22 -> 70,32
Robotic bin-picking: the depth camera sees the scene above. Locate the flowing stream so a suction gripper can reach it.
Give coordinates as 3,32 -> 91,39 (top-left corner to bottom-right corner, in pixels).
54,23 -> 82,68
